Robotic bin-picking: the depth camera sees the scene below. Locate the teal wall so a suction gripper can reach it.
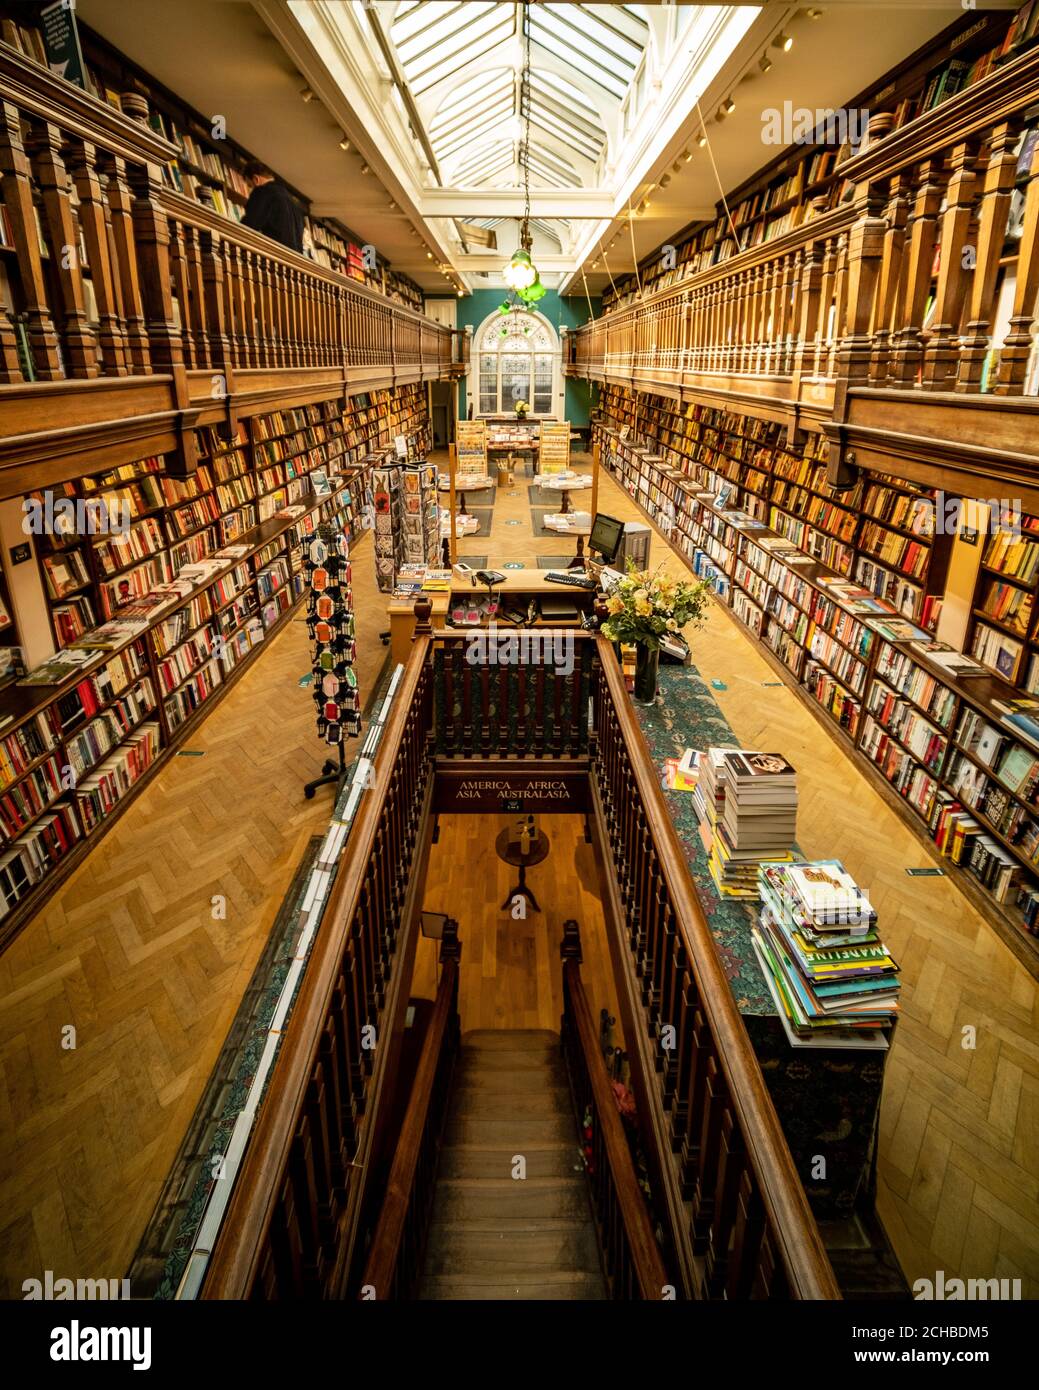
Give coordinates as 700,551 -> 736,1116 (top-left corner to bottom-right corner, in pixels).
426,289 -> 601,427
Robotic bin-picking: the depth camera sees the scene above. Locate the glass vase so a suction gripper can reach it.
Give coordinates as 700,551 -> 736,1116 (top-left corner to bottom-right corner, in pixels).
633,644 -> 659,704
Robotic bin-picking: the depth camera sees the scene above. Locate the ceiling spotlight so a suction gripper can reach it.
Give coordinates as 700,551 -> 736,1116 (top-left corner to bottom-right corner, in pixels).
360,163 -> 370,175
658,173 -> 671,188
339,134 -> 351,151
457,290 -> 463,297
772,31 -> 793,52
672,160 -> 682,173
716,106 -> 728,122
807,7 -> 823,18
426,250 -> 433,259
722,96 -> 736,115
683,148 -> 692,162
388,200 -> 396,209
759,52 -> 772,73
300,86 -> 315,102
697,131 -> 708,147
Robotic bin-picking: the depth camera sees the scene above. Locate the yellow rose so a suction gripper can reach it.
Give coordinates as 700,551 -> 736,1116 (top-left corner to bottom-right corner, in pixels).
606,595 -> 623,614
635,598 -> 653,617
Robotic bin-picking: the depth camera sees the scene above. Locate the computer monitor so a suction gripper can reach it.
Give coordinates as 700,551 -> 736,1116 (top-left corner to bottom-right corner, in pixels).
588,512 -> 624,565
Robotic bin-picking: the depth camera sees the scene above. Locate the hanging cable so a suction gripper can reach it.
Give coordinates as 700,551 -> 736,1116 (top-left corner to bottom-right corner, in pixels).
626,197 -> 643,299
694,95 -> 741,253
597,239 -> 617,297
580,262 -> 595,322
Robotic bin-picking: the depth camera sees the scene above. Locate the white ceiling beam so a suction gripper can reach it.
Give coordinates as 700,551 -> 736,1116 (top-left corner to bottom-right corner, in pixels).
419,188 -> 616,218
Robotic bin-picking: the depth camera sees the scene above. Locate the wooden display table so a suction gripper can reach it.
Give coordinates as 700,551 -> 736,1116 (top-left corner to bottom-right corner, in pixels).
387,566 -> 596,667
437,472 -> 494,516
495,826 -> 550,911
534,471 -> 593,514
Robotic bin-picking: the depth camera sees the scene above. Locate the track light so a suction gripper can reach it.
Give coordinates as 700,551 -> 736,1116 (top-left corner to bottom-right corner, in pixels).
807,7 -> 823,18
697,132 -> 708,148
722,96 -> 736,115
759,52 -> 772,73
426,250 -> 433,259
300,86 -> 314,102
339,134 -> 351,151
658,173 -> 671,188
683,148 -> 692,162
360,163 -> 370,174
772,31 -> 793,52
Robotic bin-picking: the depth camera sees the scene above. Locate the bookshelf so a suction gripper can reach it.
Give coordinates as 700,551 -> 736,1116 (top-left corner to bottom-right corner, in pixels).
593,386 -> 1039,965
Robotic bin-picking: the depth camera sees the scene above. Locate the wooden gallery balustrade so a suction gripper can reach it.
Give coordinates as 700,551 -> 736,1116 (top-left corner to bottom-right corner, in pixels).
200,630 -> 838,1300
0,45 -> 463,491
569,45 -> 1039,503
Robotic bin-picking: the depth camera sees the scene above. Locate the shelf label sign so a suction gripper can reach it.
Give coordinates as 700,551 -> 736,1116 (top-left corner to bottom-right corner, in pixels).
41,1 -> 89,91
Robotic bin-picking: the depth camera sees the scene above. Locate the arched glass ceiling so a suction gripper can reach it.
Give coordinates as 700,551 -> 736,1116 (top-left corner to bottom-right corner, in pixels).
390,2 -> 650,187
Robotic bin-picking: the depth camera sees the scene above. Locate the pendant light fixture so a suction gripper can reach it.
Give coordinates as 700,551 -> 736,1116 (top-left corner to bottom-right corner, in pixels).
502,2 -> 544,303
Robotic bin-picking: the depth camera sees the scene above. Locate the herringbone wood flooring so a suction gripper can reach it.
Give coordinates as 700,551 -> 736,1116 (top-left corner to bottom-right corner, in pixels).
0,453 -> 1036,1299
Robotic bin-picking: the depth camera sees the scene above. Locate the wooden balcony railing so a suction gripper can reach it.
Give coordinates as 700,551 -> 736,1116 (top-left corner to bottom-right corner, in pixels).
197,632 -> 837,1300
560,920 -> 671,1299
0,43 -> 456,392
591,641 -> 839,1300
570,44 -> 1039,425
358,920 -> 461,1301
432,630 -> 596,758
202,640 -> 434,1299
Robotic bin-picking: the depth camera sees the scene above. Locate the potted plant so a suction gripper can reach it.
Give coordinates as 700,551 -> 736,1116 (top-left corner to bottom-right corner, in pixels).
599,561 -> 711,703
514,398 -> 530,418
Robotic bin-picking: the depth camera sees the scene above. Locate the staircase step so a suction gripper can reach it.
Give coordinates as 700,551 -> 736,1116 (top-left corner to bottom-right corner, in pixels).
439,1144 -> 583,1180
462,1029 -> 560,1051
423,1218 -> 602,1275
456,1048 -> 563,1072
455,1061 -> 567,1091
418,1271 -> 606,1301
450,1087 -> 571,1118
444,1114 -> 578,1146
432,1177 -> 592,1222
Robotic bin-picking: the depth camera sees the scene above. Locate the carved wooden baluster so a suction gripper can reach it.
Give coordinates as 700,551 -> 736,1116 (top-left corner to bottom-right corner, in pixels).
200,227 -> 233,374
28,122 -> 98,377
128,156 -> 184,373
240,247 -> 259,368
667,967 -> 695,1144
814,235 -> 838,379
67,138 -> 127,375
703,1106 -> 746,1296
183,225 -> 210,370
679,1001 -> 709,1196
784,249 -> 802,376
922,140 -> 979,390
793,238 -> 822,386
835,181 -> 885,393
167,219 -> 195,369
995,133 -> 1039,394
228,243 -> 249,368
690,1053 -> 724,1253
96,154 -> 150,374
304,271 -> 318,366
258,253 -> 278,366
0,105 -> 63,379
889,157 -> 944,386
869,172 -> 911,386
753,263 -> 769,373
830,231 -> 850,378
958,122 -> 1020,392
728,1169 -> 767,1299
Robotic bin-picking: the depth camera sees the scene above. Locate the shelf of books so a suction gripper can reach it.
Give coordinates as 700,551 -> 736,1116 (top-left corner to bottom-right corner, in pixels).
593,387 -> 1039,965
599,7 -> 1021,315
0,386 -> 431,944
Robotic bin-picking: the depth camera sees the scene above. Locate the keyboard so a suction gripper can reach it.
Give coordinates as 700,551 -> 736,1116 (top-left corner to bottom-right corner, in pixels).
545,571 -> 597,590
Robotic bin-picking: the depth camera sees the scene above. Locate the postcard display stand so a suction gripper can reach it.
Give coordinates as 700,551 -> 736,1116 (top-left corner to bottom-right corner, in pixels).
373,460 -> 439,593
538,422 -> 570,475
303,522 -> 360,797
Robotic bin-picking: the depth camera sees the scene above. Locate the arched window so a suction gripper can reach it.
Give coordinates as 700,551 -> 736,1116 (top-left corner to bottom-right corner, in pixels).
476,310 -> 557,416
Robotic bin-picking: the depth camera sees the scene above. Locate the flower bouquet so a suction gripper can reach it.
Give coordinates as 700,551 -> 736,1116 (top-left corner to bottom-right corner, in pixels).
600,560 -> 711,702
514,399 -> 530,417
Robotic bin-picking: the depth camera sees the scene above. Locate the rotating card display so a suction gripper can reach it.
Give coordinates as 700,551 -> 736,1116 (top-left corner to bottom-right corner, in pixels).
372,459 -> 440,593
304,523 -> 360,744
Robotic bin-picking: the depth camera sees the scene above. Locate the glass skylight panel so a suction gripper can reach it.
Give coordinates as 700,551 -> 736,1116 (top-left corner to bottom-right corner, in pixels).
528,4 -> 642,98
530,69 -> 601,123
403,9 -> 515,95
527,107 -> 600,161
430,68 -> 512,128
392,1 -> 492,57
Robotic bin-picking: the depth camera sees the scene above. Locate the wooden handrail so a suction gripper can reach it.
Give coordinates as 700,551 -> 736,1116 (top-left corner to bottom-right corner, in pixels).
360,922 -> 461,1299
560,922 -> 669,1299
202,635 -> 433,1297
592,636 -> 839,1300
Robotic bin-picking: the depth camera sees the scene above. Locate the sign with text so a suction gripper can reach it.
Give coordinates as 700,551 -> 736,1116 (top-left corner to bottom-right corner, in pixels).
434,763 -> 588,813
40,1 -> 88,90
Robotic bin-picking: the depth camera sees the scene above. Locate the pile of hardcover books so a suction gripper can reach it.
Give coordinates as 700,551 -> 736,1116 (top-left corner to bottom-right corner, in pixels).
699,749 -> 798,897
753,859 -> 900,1049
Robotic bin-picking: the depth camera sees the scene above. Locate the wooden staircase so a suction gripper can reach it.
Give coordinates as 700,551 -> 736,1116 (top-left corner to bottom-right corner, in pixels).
418,1029 -> 608,1301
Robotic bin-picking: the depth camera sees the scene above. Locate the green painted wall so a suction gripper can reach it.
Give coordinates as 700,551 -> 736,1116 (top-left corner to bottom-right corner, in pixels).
426,289 -> 600,427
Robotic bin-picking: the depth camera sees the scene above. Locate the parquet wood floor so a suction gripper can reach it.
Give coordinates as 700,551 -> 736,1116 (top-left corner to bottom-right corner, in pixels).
0,449 -> 1035,1300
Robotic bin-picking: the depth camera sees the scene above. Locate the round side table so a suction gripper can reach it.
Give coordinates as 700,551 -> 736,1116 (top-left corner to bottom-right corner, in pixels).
495,827 -> 550,912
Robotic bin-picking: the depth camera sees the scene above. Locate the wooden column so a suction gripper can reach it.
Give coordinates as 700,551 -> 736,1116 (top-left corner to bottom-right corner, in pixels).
0,104 -> 63,379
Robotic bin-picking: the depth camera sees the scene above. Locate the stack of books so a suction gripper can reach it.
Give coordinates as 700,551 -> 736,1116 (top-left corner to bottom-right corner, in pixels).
753,860 -> 900,1049
707,750 -> 798,897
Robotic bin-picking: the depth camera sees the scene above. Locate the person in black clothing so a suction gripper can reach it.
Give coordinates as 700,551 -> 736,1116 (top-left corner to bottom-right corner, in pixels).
241,161 -> 304,253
